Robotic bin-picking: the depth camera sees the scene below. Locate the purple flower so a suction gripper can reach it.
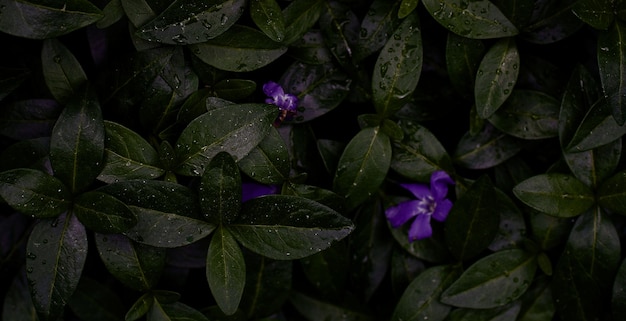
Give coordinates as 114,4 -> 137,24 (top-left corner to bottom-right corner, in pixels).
263,81 -> 298,125
242,182 -> 279,203
385,171 -> 455,242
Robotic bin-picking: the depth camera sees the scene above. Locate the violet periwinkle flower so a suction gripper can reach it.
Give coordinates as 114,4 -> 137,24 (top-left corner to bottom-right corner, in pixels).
385,171 -> 455,242
242,182 -> 279,203
263,81 -> 298,125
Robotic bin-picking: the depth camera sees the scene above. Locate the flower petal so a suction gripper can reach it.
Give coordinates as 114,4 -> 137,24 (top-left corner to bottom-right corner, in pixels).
385,200 -> 420,227
400,183 -> 431,200
408,213 -> 432,241
263,81 -> 284,98
242,182 -> 278,202
430,171 -> 454,200
432,198 -> 453,222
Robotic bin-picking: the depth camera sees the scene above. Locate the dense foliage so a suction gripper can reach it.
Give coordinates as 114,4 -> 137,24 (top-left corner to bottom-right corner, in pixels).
1,0 -> 626,320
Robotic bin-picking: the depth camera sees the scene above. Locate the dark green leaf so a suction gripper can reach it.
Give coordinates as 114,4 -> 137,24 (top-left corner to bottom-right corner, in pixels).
41,39 -> 87,104
300,241 -> 348,300
475,38 -> 519,119
522,0 -> 584,44
488,90 -> 559,139
446,302 -> 521,321
355,0 -> 400,62
572,0 -> 614,29
398,0 -> 418,18
517,276 -> 555,321
0,99 -> 61,140
441,249 -> 536,309
0,168 -> 71,218
50,84 -> 104,194
207,226 -> 245,316
564,138 -> 621,188
319,2 -> 359,68
333,127 -> 391,211
287,30 -> 333,65
281,62 -> 351,123
95,233 -> 165,291
190,25 -> 287,72
96,0 -> 124,28
390,120 -> 454,182
389,248 -> 425,296
250,0 -> 285,42
529,209 -> 575,251
453,124 -> 521,169
513,173 -> 595,217
613,258 -> 626,318
446,33 -> 485,99
0,138 -> 50,172
199,152 -> 241,224
213,79 -> 256,101
136,0 -> 245,45
120,0 -> 164,27
0,67 -> 30,103
125,293 -> 153,321
239,128 -> 290,185
283,183 -> 345,212
493,156 -> 534,193
445,175 -> 499,261
175,103 -> 277,176
159,301 -> 210,321
598,170 -> 626,215
490,0 -> 534,27
98,121 -> 164,183
598,20 -> 626,125
282,0 -> 324,44
68,277 -> 125,321
27,213 -> 87,321
73,191 -> 136,233
422,0 -> 518,39
488,189 -> 526,251
288,292 -> 374,321
2,273 -> 37,321
372,12 -> 422,118
391,265 -> 460,321
0,0 -> 103,39
229,195 -> 354,260
240,255 -> 291,318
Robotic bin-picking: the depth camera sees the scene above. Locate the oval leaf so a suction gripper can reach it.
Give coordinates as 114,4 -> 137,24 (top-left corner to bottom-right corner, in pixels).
238,127 -> 290,184
453,124 -> 521,169
488,89 -> 559,139
0,168 -> 71,218
572,0 -> 614,29
73,191 -> 137,234
41,39 -> 88,104
199,151 -> 241,224
598,20 -> 626,125
513,173 -> 595,217
282,0 -> 324,44
207,227 -> 246,315
598,170 -> 626,215
446,33 -> 485,99
250,0 -> 286,42
355,0 -> 400,62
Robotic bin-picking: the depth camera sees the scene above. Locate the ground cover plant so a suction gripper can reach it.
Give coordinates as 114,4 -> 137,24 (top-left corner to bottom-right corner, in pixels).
1,0 -> 626,320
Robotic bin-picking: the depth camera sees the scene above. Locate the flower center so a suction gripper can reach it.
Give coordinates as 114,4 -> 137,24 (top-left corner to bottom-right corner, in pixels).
416,195 -> 436,215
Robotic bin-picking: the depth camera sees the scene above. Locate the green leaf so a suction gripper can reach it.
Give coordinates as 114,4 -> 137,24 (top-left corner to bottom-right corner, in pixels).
372,12 -> 422,118
565,138 -> 621,189
98,121 -> 164,183
0,99 -> 61,140
488,90 -> 559,139
213,79 -> 256,101
490,0 -> 534,27
488,189 -> 526,252
283,183 -> 345,212
446,33 -> 485,99
229,195 -> 354,260
2,273 -> 37,321
441,249 -> 537,309
68,277 -> 125,321
0,0 -> 103,39
125,293 -> 153,321
95,233 -> 165,292
0,168 -> 71,218
0,137 -> 50,172
27,213 -> 87,321
453,124 -> 521,169
613,258 -> 626,318
120,0 -> 164,27
513,173 -> 595,217
333,127 -> 391,211
445,175 -> 500,261
281,62 -> 351,123
73,191 -> 136,234
572,0 -> 614,29
158,301 -> 210,321
446,302 -> 521,321
390,120 -> 454,182
522,0 -> 584,44
598,20 -> 626,125
96,0 -> 124,28
41,39 -> 88,104
240,254 -> 292,318
250,0 -> 286,42
199,152 -> 241,224
283,30 -> 333,65
398,0 -> 419,18
50,84 -> 104,194
239,128 -> 290,185
300,242 -> 349,299
136,0 -> 245,45
319,2 -> 359,68
389,222 -> 451,263
391,265 -> 460,321
0,67 -> 30,103
190,25 -> 287,72
355,0 -> 400,62
598,170 -> 626,215
207,226 -> 245,316
288,292 -> 375,321
422,0 -> 518,39
475,37 -> 520,119
517,277 -> 555,321
176,103 -> 276,176
529,210 -> 575,251
282,0 -> 324,45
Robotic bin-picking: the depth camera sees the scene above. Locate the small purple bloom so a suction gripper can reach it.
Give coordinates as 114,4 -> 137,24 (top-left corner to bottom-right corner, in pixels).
385,171 -> 455,242
242,182 -> 279,203
263,81 -> 298,112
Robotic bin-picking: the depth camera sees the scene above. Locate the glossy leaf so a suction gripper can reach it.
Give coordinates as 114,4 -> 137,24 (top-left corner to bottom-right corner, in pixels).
282,0 -> 325,45
490,0 -> 534,27
333,127 -> 391,211
240,254 -> 292,318
398,0 -> 418,18
283,183 -> 344,212
319,2 -> 359,68
229,195 -> 354,260
0,137 -> 50,172
158,301 -> 210,320
444,175 -> 499,261
517,276 -> 555,321
27,213 -> 87,321
446,302 -> 521,321
529,210 -> 575,251
207,226 -> 245,315
598,20 -> 626,125
441,249 -> 536,309
250,0 -> 285,42
372,12 -> 422,118
390,120 -> 454,182
68,277 -> 125,321
119,0 -> 163,27
280,62 -> 351,123
453,124 -> 521,169
446,33 -> 485,99
422,0 -> 518,39
287,30 -> 333,65
523,0 -> 584,44
73,191 -> 136,234
301,241 -> 349,300
95,233 -> 165,291
475,37 -> 519,119
289,292 -> 375,321
49,84 -> 104,194
199,152 -> 241,224
136,0 -> 245,45
355,0 -> 400,62
565,138 -> 621,189
488,90 -> 559,139
239,128 -> 290,185
0,168 -> 71,218
572,0 -> 614,29
213,79 -> 257,101
41,39 -> 87,104
175,103 -> 277,176
488,189 -> 526,252
0,0 -> 103,39
513,173 -> 595,217
391,265 -> 460,321
98,121 -> 164,183
0,99 -> 61,140
190,25 -> 287,72
598,170 -> 626,215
